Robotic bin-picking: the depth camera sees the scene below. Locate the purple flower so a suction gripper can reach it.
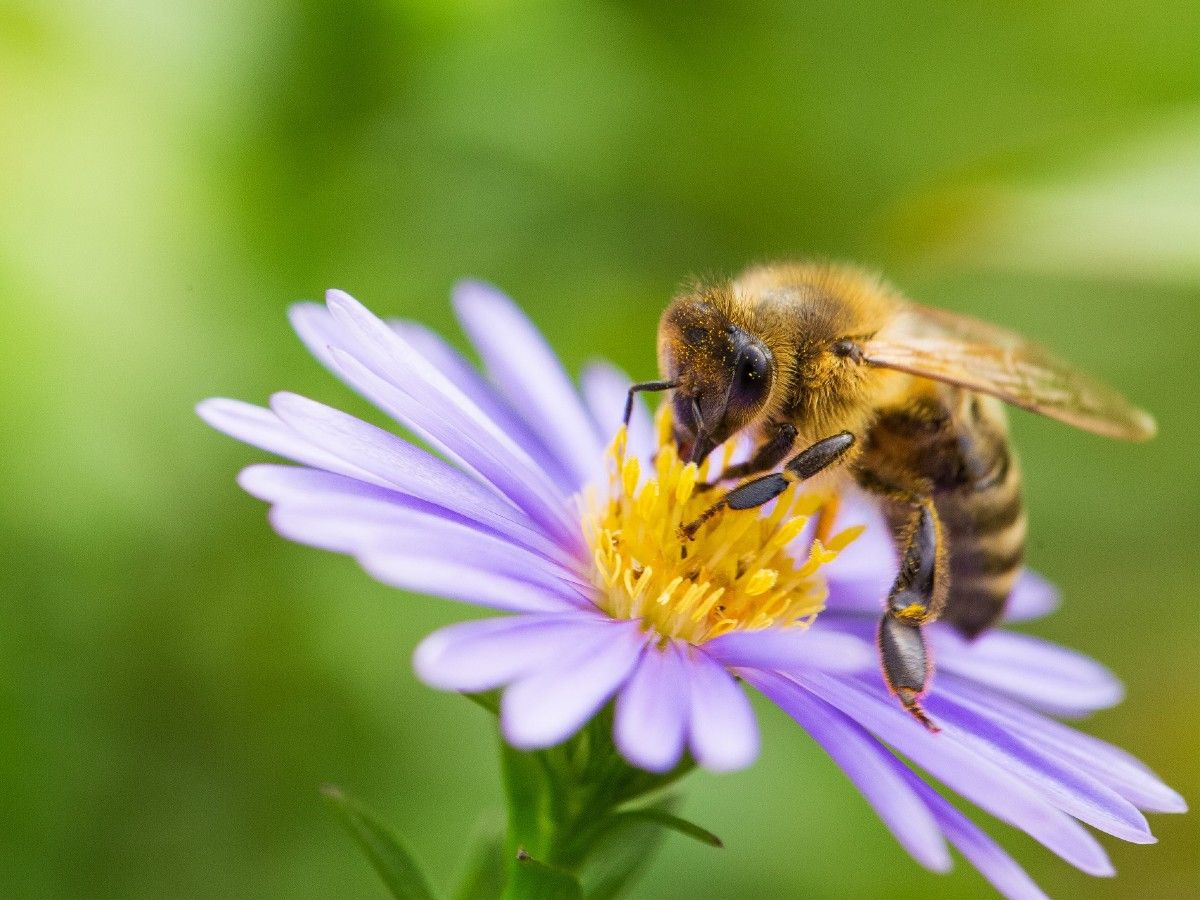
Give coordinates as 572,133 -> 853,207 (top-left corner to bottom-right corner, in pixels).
199,283 -> 1184,898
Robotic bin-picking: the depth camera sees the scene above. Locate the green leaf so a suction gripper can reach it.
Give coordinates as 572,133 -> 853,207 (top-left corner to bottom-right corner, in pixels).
576,804 -> 670,900
609,808 -> 723,848
502,850 -> 583,900
321,785 -> 438,900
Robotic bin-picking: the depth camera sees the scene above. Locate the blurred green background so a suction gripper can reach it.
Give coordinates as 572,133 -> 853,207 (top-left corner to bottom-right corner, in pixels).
1,1 -> 1197,897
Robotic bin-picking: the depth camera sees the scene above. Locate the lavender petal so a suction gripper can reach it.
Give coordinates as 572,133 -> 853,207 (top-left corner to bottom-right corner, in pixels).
922,689 -> 1154,843
317,289 -> 578,540
453,280 -> 603,488
932,627 -> 1124,716
704,626 -> 873,673
821,489 -> 897,614
613,641 -> 690,773
685,649 -> 759,771
197,398 -> 382,486
388,318 -> 576,492
793,671 -> 1114,876
328,345 -> 580,548
897,765 -> 1051,899
288,300 -> 345,373
266,392 -> 573,562
359,550 -> 583,614
267,502 -> 593,605
1003,570 -> 1061,622
501,621 -> 645,749
414,614 -> 614,692
938,673 -> 1187,814
747,669 -> 952,872
239,463 -> 573,568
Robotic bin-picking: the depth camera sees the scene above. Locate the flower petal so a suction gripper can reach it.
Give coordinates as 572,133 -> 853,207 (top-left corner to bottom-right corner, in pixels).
793,671 -> 1113,876
322,288 -> 568,487
922,690 -> 1154,843
267,502 -> 592,607
328,344 -> 580,549
238,463 -> 573,569
580,361 -> 656,463
388,318 -> 576,491
898,765 -> 1050,900
821,490 -> 897,613
1004,570 -> 1061,622
932,628 -> 1123,716
197,398 -> 382,485
264,393 -> 572,563
414,615 -> 612,692
747,670 -> 951,872
238,464 -> 396,506
685,649 -> 759,771
454,280 -> 602,488
358,549 -> 582,614
288,300 -> 346,372
501,621 -> 645,749
704,626 -> 873,673
938,673 -> 1186,814
312,288 -> 578,541
614,641 -> 690,773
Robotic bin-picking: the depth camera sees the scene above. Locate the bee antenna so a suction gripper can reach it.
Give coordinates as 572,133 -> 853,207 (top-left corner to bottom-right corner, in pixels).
623,379 -> 679,428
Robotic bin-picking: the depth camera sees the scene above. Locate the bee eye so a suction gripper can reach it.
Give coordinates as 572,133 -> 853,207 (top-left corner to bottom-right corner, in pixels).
734,343 -> 771,396
832,339 -> 863,361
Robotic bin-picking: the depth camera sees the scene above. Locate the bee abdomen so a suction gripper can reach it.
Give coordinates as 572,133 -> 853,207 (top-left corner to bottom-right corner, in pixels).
937,443 -> 1025,638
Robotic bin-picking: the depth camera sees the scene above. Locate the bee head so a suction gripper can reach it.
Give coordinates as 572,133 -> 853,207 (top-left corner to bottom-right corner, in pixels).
657,294 -> 774,464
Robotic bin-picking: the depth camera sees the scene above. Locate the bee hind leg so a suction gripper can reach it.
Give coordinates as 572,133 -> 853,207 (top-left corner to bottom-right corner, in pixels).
877,499 -> 949,733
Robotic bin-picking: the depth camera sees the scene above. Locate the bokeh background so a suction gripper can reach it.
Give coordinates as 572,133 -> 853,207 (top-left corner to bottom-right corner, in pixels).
1,1 -> 1197,897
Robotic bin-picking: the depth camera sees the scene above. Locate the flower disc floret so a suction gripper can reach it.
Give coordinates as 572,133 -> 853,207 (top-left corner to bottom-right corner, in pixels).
583,411 -> 862,644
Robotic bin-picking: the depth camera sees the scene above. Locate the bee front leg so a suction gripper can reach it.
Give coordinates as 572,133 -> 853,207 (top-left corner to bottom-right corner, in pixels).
698,422 -> 798,490
680,432 -> 855,538
878,499 -> 949,732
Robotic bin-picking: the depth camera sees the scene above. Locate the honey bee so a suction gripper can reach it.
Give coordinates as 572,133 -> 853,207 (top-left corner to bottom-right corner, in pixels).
625,262 -> 1155,729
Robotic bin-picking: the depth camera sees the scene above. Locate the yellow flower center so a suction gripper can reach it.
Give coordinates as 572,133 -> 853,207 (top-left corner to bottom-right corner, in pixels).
581,409 -> 863,644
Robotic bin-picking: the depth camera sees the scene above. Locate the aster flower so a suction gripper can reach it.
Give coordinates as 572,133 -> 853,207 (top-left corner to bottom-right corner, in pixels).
199,283 -> 1183,898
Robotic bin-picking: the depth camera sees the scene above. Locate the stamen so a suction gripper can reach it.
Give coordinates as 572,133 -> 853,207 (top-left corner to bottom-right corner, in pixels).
743,569 -> 778,596
580,411 -> 860,645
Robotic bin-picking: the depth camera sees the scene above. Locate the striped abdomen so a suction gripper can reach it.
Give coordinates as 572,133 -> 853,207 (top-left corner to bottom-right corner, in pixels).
862,388 -> 1025,638
935,427 -> 1025,638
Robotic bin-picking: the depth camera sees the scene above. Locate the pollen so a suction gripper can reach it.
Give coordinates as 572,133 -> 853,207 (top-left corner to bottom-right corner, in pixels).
581,409 -> 862,645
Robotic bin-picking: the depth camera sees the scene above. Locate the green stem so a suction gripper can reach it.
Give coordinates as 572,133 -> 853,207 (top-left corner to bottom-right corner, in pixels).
494,701 -> 700,893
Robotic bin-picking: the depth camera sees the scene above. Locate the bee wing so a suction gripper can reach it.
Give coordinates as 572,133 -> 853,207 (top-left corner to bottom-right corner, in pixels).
863,304 -> 1156,441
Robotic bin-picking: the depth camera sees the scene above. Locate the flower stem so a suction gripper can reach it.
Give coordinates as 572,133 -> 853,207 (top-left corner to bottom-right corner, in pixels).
495,703 -> 700,896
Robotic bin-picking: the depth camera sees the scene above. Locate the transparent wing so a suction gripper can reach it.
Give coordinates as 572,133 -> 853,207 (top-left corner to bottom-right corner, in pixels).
863,304 -> 1156,441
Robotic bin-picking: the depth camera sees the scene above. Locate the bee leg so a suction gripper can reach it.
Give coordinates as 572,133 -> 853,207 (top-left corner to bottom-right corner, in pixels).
681,432 -> 855,539
878,500 -> 949,732
623,379 -> 679,428
698,422 -> 798,491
